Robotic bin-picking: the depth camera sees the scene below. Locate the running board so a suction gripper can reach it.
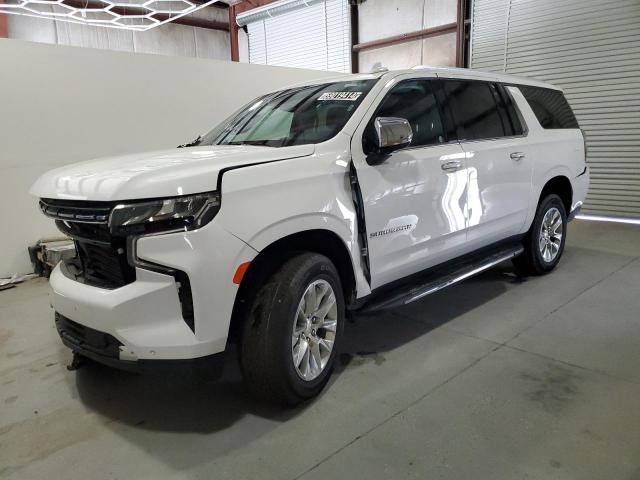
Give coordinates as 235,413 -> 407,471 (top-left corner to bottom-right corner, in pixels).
357,244 -> 524,313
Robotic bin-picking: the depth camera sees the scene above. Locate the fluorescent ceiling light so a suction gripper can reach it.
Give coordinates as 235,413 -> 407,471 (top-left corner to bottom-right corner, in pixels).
0,0 -> 221,32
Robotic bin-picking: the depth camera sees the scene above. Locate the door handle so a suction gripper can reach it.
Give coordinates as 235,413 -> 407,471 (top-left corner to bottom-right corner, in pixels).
510,152 -> 525,161
441,160 -> 463,172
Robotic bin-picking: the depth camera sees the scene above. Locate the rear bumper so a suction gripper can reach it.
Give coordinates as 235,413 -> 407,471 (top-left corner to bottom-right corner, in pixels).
570,166 -> 589,220
55,312 -> 225,377
568,205 -> 581,221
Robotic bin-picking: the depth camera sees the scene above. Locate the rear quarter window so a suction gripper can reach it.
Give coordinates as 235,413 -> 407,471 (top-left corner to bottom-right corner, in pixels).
517,86 -> 579,129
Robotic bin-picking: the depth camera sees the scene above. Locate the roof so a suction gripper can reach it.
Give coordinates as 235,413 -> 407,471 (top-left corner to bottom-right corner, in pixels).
283,66 -> 560,92
282,72 -> 381,90
393,66 -> 561,91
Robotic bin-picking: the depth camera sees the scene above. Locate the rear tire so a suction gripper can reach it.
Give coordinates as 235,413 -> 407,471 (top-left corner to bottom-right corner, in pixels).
239,252 -> 344,406
513,193 -> 567,276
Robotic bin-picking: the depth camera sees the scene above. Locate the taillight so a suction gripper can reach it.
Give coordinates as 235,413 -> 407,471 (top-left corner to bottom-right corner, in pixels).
580,129 -> 588,162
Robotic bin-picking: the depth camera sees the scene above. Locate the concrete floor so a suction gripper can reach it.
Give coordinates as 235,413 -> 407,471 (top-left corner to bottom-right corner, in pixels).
2,219 -> 640,479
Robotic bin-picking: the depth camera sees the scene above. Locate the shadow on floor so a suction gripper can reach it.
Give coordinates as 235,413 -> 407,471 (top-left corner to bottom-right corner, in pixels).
68,261 -> 521,468
340,262 -> 525,355
73,347 -> 293,433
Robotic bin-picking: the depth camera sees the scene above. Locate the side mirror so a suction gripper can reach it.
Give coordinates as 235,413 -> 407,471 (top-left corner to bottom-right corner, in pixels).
376,117 -> 413,151
367,117 -> 413,164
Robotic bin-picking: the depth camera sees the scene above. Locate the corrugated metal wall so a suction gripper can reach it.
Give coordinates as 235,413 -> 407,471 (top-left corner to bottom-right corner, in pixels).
244,0 -> 351,72
471,0 -> 640,217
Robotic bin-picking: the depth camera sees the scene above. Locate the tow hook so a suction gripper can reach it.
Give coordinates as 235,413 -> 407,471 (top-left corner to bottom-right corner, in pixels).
67,352 -> 86,371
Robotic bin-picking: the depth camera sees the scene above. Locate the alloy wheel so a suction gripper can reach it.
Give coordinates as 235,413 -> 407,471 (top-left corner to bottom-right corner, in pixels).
539,207 -> 563,263
291,279 -> 338,381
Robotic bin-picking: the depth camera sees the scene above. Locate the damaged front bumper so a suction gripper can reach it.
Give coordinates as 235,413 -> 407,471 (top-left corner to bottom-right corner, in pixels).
55,312 -> 225,377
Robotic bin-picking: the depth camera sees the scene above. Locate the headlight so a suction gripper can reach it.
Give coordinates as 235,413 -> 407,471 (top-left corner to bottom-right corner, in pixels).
109,191 -> 220,234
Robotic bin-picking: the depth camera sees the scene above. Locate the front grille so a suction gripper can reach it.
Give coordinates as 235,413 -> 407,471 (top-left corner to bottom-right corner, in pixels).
75,239 -> 134,288
40,198 -> 113,223
42,199 -> 135,289
56,218 -> 113,244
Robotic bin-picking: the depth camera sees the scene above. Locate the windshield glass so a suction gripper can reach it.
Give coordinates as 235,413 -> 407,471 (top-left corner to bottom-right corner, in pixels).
199,79 -> 377,147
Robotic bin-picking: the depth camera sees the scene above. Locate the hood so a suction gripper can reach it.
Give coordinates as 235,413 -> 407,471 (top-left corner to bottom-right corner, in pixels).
30,144 -> 315,201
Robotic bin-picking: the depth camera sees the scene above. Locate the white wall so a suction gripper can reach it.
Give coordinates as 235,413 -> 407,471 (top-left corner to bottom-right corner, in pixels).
357,0 -> 458,72
7,6 -> 231,60
235,0 -> 457,72
0,39 -> 337,277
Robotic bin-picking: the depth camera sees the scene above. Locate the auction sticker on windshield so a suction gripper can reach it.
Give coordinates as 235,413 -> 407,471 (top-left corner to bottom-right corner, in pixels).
318,92 -> 363,101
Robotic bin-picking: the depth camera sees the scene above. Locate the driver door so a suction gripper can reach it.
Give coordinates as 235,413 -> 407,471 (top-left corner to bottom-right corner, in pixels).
352,78 -> 469,290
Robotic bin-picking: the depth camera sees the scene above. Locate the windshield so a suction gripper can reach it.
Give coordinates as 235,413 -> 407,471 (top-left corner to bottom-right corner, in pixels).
198,79 -> 377,148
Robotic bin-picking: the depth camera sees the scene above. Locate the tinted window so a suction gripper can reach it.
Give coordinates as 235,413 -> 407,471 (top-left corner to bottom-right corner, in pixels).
518,86 -> 579,129
437,80 -> 505,140
363,79 -> 445,154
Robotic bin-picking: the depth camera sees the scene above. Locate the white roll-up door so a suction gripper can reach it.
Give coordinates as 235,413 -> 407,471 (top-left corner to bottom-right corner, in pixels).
239,0 -> 351,73
470,0 -> 640,217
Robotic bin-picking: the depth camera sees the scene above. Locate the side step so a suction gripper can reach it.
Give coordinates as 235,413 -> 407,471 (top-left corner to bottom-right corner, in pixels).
357,243 -> 524,313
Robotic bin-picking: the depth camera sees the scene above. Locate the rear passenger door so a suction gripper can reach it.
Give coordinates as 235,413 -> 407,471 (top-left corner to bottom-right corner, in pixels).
435,78 -> 534,248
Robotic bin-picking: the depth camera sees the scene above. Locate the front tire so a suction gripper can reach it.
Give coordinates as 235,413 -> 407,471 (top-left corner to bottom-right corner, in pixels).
239,252 -> 344,406
514,193 -> 567,276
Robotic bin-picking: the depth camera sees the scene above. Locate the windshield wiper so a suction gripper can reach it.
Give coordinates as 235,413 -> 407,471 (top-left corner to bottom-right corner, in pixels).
225,140 -> 277,147
177,135 -> 202,148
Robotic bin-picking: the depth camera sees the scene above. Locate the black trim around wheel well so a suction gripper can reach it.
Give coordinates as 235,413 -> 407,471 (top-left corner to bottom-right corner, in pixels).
227,229 -> 357,344
539,176 -> 572,214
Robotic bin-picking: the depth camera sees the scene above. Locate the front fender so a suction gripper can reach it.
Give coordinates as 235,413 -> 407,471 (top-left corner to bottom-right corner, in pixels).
240,214 -> 371,299
245,213 -> 353,252
212,146 -> 372,298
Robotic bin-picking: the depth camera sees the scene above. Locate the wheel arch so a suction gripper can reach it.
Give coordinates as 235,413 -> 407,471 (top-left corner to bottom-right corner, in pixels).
227,228 -> 357,344
539,175 -> 573,213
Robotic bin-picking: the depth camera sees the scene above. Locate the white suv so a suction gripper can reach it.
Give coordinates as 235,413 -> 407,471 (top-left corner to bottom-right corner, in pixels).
31,67 -> 589,405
